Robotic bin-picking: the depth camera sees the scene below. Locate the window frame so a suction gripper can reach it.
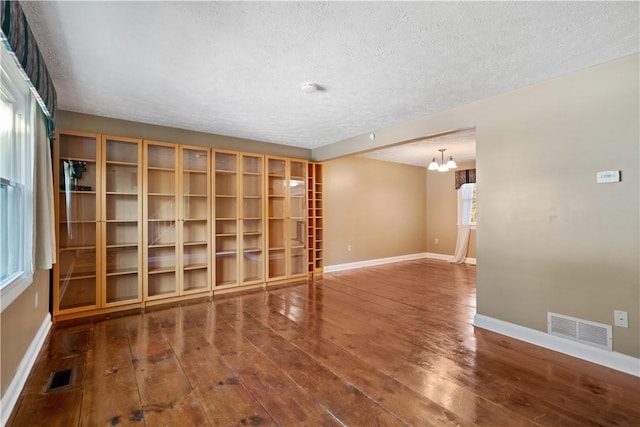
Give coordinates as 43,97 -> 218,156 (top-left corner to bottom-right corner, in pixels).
457,182 -> 477,229
0,43 -> 35,312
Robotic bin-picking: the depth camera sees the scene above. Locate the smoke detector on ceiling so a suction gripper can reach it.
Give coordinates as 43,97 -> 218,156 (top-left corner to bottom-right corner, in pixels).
300,82 -> 319,93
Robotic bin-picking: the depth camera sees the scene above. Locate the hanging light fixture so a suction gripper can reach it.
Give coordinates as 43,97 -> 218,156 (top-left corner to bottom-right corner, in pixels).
428,148 -> 457,172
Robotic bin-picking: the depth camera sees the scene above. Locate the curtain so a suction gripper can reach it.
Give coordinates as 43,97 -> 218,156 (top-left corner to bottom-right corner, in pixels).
449,183 -> 475,264
33,107 -> 56,270
455,168 -> 476,189
1,0 -> 57,135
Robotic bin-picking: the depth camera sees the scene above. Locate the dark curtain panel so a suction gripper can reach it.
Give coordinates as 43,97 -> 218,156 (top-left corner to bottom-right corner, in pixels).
455,168 -> 476,189
1,0 -> 57,135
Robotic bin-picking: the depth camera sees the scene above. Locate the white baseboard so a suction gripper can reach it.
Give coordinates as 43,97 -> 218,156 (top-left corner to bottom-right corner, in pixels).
474,314 -> 640,377
1,313 -> 51,426
324,252 -> 429,273
425,252 -> 476,265
423,252 -> 449,262
325,252 -> 477,273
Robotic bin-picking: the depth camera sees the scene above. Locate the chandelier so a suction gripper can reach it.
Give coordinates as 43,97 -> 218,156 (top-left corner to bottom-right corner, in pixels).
428,148 -> 457,172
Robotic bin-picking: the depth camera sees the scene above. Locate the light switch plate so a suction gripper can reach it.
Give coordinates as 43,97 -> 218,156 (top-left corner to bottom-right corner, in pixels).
596,170 -> 620,183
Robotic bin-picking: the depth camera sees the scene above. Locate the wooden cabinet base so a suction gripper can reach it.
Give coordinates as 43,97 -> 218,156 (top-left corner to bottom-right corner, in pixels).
52,277 -> 308,322
143,291 -> 212,308
54,303 -> 143,323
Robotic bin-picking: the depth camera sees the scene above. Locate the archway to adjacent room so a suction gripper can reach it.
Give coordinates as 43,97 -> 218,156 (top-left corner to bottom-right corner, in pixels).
320,127 -> 477,311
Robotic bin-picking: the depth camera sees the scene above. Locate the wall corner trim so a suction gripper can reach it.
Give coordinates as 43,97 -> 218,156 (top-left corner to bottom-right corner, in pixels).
474,314 -> 640,377
1,313 -> 52,426
324,253 -> 429,273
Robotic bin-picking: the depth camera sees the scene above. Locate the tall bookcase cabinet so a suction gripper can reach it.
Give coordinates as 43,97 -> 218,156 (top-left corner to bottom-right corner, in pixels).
266,157 -> 308,282
54,130 -> 320,320
143,141 -> 211,302
54,132 -> 143,316
307,163 -> 323,277
213,150 -> 265,291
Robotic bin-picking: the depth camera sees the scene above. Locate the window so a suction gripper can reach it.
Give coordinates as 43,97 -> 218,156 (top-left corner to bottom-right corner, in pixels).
1,44 -> 35,308
458,183 -> 477,227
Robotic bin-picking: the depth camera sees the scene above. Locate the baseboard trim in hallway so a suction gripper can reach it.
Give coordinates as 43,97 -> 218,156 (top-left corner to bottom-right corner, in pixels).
324,252 -> 476,272
474,314 -> 640,377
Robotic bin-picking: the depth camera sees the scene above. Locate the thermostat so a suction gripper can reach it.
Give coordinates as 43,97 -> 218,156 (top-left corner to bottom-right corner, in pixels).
596,170 -> 621,183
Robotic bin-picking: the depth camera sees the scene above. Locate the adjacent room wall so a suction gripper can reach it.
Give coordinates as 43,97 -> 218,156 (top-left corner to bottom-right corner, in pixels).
1,270 -> 50,397
315,53 -> 639,358
426,161 -> 476,259
57,111 -> 312,160
324,156 -> 427,266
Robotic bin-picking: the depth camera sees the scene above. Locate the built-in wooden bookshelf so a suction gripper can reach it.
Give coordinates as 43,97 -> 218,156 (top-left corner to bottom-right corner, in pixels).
266,157 -> 307,282
102,135 -> 143,306
240,153 -> 265,285
55,131 -> 100,314
181,146 -> 211,294
213,151 -> 239,288
307,162 -> 323,277
54,130 -> 320,320
55,132 -> 143,316
213,151 -> 265,291
144,141 -> 211,301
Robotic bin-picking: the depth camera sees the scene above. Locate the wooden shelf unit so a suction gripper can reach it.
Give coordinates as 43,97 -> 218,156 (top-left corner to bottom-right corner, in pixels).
144,141 -> 211,301
307,162 -> 324,277
266,157 -> 308,282
102,135 -> 144,307
213,150 -> 265,290
54,129 -> 318,321
54,132 -> 144,317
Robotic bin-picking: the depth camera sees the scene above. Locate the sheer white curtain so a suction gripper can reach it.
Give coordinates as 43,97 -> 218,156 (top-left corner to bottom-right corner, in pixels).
33,107 -> 56,270
449,183 -> 475,264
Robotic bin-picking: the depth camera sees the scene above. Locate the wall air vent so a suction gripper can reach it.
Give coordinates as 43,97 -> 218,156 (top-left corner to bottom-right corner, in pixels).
547,312 -> 612,351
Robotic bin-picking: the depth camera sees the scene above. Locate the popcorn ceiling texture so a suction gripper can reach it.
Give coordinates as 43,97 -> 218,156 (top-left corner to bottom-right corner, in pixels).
20,2 -> 639,149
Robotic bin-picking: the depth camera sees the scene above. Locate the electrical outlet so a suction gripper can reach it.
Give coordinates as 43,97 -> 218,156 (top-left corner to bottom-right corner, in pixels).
347,244 -> 351,251
614,310 -> 628,328
434,238 -> 439,244
35,291 -> 39,308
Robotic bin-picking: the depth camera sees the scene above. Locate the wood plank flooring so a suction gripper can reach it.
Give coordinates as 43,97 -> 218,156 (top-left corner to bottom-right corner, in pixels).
8,259 -> 640,426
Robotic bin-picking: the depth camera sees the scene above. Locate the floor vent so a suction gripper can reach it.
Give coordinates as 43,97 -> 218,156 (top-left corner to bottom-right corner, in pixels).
547,312 -> 612,351
46,368 -> 74,392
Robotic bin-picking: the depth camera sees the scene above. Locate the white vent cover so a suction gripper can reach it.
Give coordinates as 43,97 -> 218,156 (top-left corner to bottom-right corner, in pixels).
547,312 -> 612,351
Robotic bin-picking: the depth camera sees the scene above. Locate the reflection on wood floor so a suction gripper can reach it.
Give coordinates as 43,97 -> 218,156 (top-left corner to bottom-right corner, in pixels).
8,259 -> 640,426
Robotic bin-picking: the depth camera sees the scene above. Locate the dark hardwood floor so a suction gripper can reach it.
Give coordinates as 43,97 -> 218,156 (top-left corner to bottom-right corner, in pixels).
8,259 -> 640,426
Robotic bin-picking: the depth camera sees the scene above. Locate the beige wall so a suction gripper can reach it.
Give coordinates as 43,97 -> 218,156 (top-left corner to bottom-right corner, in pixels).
316,54 -> 639,357
476,56 -> 638,357
324,156 -> 427,266
1,270 -> 50,397
58,111 -> 312,160
426,161 -> 476,258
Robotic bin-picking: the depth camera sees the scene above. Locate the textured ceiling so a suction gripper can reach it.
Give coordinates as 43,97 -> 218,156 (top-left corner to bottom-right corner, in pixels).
20,1 -> 639,150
